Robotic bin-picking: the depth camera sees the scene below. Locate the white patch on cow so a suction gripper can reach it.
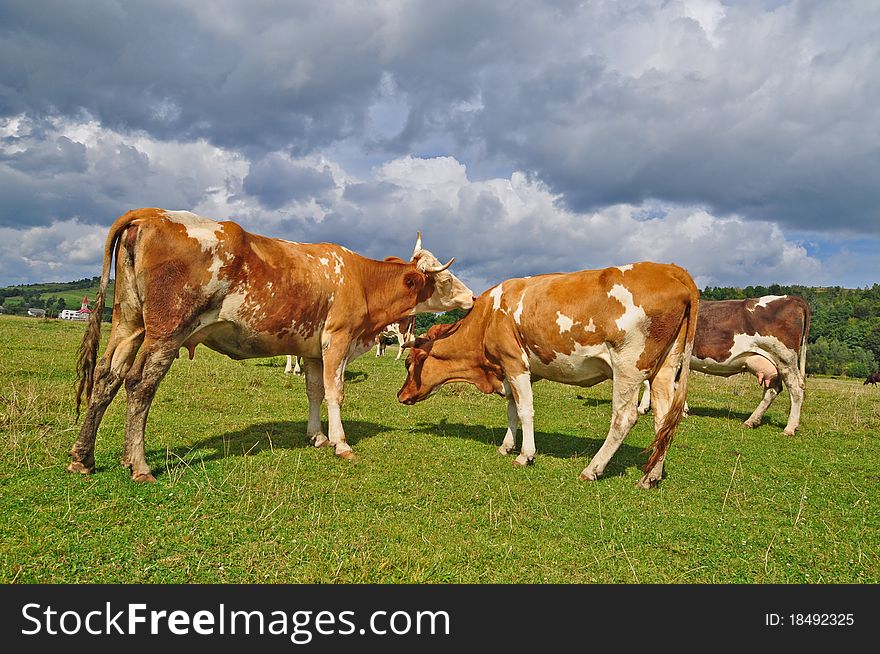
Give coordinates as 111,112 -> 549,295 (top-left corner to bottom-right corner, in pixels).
162,210 -> 222,251
585,318 -> 596,332
521,350 -> 529,367
529,342 -> 613,386
556,312 -> 574,333
749,295 -> 786,311
691,332 -> 791,375
513,295 -> 525,324
218,290 -> 248,322
340,246 -> 353,254
617,264 -> 634,273
331,252 -> 345,276
608,284 -> 647,333
319,257 -> 330,266
206,254 -> 224,290
489,284 -> 504,311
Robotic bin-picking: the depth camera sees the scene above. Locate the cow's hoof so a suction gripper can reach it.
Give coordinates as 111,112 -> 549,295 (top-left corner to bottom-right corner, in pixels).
636,475 -> 658,489
497,445 -> 513,456
742,420 -> 758,429
131,472 -> 157,483
512,454 -> 533,467
579,468 -> 598,481
337,450 -> 357,462
782,428 -> 797,437
311,434 -> 330,448
67,461 -> 94,475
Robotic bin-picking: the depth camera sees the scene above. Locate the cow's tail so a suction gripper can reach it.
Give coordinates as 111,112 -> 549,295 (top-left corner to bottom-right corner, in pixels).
642,277 -> 700,477
75,212 -> 136,417
798,297 -> 811,383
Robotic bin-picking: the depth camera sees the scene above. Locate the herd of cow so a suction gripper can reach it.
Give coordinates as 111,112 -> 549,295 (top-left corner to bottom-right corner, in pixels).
69,209 -> 816,488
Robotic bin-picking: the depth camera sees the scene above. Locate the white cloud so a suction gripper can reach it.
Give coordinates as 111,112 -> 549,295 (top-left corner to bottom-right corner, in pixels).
0,118 -> 833,292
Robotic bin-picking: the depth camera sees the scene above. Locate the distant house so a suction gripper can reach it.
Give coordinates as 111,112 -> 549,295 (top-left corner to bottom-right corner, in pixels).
27,308 -> 47,318
59,295 -> 92,322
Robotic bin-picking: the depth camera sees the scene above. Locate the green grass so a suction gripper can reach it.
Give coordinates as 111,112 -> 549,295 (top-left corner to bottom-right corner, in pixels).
1,315 -> 877,583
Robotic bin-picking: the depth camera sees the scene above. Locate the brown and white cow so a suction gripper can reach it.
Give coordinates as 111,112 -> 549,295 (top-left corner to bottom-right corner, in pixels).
375,316 -> 416,360
398,263 -> 700,488
638,295 -> 810,435
70,209 -> 474,482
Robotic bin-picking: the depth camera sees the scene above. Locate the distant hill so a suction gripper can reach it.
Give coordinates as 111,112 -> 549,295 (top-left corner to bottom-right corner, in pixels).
0,276 -> 114,319
2,278 -> 877,376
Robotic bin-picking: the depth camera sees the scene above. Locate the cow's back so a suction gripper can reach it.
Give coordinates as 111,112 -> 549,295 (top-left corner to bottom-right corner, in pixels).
694,296 -> 809,363
483,263 -> 695,384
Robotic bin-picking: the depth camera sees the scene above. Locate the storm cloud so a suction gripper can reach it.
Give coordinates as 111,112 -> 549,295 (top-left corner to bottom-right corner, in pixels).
0,0 -> 877,287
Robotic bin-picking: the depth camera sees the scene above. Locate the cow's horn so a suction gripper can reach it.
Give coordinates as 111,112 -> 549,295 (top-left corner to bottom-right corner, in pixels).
423,257 -> 454,274
412,231 -> 422,258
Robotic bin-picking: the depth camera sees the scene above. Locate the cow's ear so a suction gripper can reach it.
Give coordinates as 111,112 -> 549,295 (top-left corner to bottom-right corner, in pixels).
403,271 -> 425,292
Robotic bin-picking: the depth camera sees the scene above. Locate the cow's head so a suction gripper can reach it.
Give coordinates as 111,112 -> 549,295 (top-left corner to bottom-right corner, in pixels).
410,232 -> 475,313
397,323 -> 498,405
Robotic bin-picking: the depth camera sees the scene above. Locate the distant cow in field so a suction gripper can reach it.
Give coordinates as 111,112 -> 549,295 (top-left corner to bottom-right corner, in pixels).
639,295 -> 810,435
398,262 -> 700,488
285,355 -> 303,375
865,372 -> 880,385
375,317 -> 416,359
70,209 -> 474,481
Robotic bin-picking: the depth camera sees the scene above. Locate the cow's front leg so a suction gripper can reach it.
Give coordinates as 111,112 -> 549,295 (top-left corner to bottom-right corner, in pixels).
637,379 -> 652,415
498,379 -> 519,455
302,357 -> 328,447
322,335 -> 355,460
506,372 -> 535,466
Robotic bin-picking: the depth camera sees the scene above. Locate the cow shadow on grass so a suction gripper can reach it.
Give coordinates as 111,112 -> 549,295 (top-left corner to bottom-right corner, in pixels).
409,419 -> 649,479
684,405 -> 789,431
147,419 -> 384,478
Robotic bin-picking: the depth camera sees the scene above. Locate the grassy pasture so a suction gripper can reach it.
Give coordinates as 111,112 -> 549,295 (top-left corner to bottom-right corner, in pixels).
0,315 -> 877,583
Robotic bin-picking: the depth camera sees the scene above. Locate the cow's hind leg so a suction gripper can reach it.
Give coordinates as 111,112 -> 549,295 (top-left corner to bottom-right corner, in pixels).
69,329 -> 144,474
743,380 -> 782,430
498,379 -> 519,455
780,365 -> 804,436
579,373 -> 642,481
637,362 -> 680,487
121,340 -> 179,482
302,357 -> 329,448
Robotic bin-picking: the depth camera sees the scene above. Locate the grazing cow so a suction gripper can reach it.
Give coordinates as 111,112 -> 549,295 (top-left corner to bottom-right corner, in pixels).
865,372 -> 880,385
375,317 -> 416,360
284,355 -> 302,375
70,209 -> 474,481
638,295 -> 810,435
398,263 -> 700,488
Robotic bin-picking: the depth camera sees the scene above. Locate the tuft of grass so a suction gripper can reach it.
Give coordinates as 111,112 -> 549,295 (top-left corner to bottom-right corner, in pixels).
0,315 -> 877,583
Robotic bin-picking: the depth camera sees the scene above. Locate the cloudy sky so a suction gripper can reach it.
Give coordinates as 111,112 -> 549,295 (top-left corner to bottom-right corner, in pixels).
1,0 -> 878,292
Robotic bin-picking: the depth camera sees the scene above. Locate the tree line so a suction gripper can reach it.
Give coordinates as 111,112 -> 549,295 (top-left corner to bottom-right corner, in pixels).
702,284 -> 880,378
2,278 -> 877,377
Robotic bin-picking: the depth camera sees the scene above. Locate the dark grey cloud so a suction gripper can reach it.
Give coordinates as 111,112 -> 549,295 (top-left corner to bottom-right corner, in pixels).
243,154 -> 335,209
0,0 -> 878,288
3,1 -> 877,236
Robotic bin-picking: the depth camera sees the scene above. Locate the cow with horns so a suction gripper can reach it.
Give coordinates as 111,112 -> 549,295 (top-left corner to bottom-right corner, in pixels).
70,209 -> 474,481
398,263 -> 700,488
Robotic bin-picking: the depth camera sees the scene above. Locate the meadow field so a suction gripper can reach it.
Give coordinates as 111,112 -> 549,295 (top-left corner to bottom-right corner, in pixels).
1,315 -> 877,583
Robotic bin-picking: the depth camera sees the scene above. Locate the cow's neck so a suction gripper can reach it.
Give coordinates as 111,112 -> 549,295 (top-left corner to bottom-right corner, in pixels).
359,259 -> 419,333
